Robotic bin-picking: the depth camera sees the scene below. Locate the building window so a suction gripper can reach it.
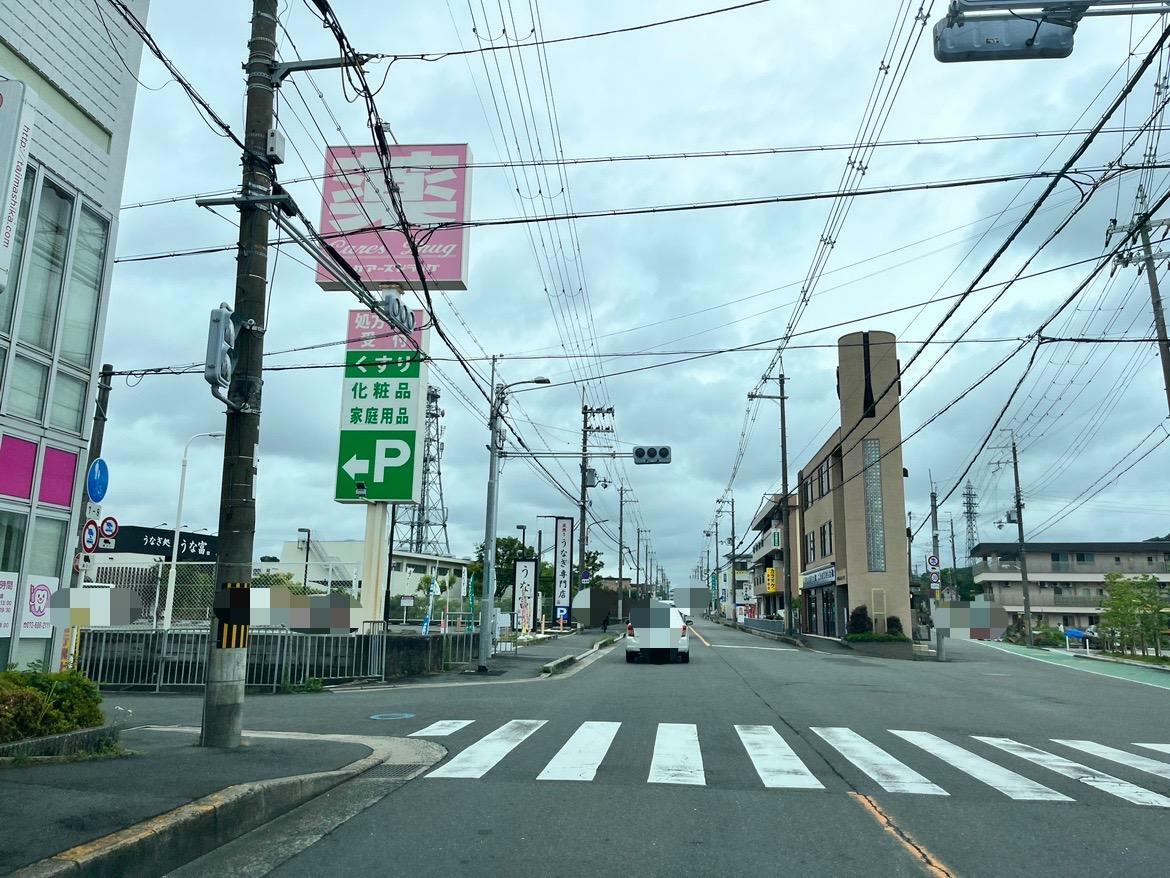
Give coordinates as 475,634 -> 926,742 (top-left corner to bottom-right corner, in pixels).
819,521 -> 834,557
1,168 -> 36,334
0,510 -> 28,571
817,459 -> 830,498
17,180 -> 74,352
8,356 -> 48,420
27,515 -> 68,577
49,371 -> 87,432
1088,615 -> 1099,625
805,532 -> 815,565
862,438 -> 886,572
59,207 -> 109,368
1062,615 -> 1073,627
1054,586 -> 1064,595
1075,552 -> 1094,563
1114,556 -> 1121,564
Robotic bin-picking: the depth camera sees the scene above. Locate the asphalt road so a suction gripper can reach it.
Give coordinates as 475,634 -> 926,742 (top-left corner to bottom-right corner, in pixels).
119,620 -> 1170,878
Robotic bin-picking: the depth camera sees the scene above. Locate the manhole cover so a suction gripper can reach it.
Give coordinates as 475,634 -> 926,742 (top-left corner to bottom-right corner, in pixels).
368,712 -> 415,720
363,763 -> 428,780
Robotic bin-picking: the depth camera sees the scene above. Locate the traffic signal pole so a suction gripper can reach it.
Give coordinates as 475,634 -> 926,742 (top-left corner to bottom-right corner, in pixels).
200,0 -> 278,748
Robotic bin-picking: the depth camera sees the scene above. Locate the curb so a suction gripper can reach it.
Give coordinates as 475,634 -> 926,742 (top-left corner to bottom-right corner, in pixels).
0,721 -> 121,760
12,733 -> 444,878
1069,651 -> 1170,672
541,654 -> 577,675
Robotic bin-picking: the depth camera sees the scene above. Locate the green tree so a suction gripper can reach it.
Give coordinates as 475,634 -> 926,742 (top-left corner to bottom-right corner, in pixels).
472,537 -> 532,599
917,566 -> 976,600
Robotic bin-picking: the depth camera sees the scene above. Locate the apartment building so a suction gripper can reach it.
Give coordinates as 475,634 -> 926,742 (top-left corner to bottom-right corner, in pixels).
718,553 -> 752,621
797,330 -> 911,638
971,540 -> 1170,630
0,1 -> 148,667
749,492 -> 800,619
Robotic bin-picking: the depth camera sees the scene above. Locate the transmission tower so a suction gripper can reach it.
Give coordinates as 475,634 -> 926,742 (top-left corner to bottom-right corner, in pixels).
392,386 -> 450,555
962,480 -> 979,561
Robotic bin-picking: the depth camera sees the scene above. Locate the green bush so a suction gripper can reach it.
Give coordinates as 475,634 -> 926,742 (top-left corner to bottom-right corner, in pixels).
844,631 -> 911,643
0,669 -> 104,735
0,681 -> 68,744
847,605 -> 873,635
887,616 -> 904,635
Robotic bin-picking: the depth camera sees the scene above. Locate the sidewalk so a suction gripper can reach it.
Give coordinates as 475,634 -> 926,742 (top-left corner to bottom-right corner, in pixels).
0,728 -> 368,875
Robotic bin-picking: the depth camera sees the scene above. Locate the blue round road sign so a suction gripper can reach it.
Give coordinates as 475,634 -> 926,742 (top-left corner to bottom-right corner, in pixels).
86,458 -> 109,503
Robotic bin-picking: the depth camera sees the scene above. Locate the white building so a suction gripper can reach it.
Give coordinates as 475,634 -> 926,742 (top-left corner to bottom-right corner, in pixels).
0,1 -> 148,667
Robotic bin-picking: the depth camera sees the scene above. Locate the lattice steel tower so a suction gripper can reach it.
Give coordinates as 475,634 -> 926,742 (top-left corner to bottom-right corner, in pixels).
962,480 -> 979,561
392,386 -> 450,555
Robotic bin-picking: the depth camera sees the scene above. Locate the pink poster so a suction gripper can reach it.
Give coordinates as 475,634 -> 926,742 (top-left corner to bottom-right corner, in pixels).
318,144 -> 471,291
0,572 -> 17,637
18,575 -> 58,638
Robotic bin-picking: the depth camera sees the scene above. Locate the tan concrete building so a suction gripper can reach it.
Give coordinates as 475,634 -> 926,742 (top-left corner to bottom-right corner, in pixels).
749,492 -> 801,619
972,540 -> 1170,630
797,331 -> 911,637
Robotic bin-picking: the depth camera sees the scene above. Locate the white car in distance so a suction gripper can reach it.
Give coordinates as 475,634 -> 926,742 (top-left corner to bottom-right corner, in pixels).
626,605 -> 689,664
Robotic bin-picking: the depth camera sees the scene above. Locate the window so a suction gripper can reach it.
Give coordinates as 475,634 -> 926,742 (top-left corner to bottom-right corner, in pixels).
816,459 -> 830,498
862,438 -> 886,572
1088,615 -> 1099,626
1054,586 -> 1064,595
805,532 -> 815,565
17,181 -> 74,351
819,521 -> 833,557
0,510 -> 28,571
1114,556 -> 1121,564
1,168 -> 36,334
1051,552 -> 1066,562
826,520 -> 833,556
59,207 -> 109,368
8,356 -> 48,420
27,516 -> 67,576
1075,552 -> 1094,563
49,371 -> 87,431
1147,556 -> 1154,565
1062,615 -> 1074,627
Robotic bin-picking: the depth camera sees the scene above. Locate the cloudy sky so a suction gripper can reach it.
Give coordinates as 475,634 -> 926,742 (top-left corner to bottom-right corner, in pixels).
103,1 -> 1170,584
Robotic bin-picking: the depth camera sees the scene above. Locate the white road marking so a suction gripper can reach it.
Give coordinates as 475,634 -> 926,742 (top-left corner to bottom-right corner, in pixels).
1053,739 -> 1170,781
974,737 -> 1170,807
427,720 -> 546,779
1135,743 -> 1170,756
409,720 -> 475,737
537,721 -> 622,781
712,645 -> 797,651
735,725 -> 824,789
891,730 -> 1070,801
648,723 -> 706,786
811,727 -> 948,795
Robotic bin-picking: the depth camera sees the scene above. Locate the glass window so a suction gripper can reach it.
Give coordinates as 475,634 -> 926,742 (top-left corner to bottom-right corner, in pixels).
0,510 -> 28,570
49,371 -> 87,431
17,181 -> 74,351
862,438 -> 886,572
7,355 -> 48,420
1,167 -> 36,334
59,207 -> 108,367
27,516 -> 67,576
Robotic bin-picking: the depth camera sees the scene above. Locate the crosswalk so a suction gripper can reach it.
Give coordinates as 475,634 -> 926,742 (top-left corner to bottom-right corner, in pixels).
408,717 -> 1170,807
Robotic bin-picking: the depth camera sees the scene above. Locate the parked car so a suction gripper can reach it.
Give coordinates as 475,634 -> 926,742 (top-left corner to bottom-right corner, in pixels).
626,605 -> 690,664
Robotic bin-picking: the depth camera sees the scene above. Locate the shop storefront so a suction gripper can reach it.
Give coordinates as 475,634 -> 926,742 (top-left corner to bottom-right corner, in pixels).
801,564 -> 845,638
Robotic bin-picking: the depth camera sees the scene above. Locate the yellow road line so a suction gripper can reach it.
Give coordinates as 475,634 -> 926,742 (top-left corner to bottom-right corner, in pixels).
689,627 -> 711,648
848,792 -> 954,878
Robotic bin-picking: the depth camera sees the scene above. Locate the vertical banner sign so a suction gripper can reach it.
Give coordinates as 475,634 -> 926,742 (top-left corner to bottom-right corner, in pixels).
513,559 -> 536,634
0,571 -> 17,637
317,144 -> 472,291
335,308 -> 429,503
553,517 -> 573,622
0,81 -> 34,295
18,575 -> 59,638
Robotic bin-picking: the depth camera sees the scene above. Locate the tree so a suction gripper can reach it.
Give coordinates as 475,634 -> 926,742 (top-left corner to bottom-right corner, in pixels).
917,566 -> 976,600
1099,573 -> 1167,656
471,536 -> 534,599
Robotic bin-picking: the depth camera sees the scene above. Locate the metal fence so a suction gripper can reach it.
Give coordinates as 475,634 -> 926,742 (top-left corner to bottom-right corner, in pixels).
87,560 -> 360,628
73,627 -> 477,691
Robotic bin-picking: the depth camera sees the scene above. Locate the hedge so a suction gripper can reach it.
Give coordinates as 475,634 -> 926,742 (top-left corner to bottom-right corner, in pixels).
0,669 -> 104,744
844,632 -> 911,643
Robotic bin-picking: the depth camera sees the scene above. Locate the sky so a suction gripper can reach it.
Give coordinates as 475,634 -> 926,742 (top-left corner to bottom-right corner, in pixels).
101,0 -> 1170,587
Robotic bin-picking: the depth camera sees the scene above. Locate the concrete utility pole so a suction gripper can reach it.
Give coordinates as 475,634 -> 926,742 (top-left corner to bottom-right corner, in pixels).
748,371 -> 793,633
577,400 -> 613,608
1110,187 -> 1170,417
930,478 -> 941,567
618,487 -> 635,619
948,514 -> 959,585
1010,435 -> 1034,648
479,364 -> 503,672
69,363 -> 112,590
635,527 -> 643,596
200,0 -> 279,749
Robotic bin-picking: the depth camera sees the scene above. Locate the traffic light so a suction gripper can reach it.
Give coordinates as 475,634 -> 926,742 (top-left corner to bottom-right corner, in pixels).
632,446 -> 671,465
204,302 -> 237,394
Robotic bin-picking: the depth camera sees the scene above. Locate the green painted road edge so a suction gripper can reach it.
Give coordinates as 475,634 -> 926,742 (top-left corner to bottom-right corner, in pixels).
974,640 -> 1170,691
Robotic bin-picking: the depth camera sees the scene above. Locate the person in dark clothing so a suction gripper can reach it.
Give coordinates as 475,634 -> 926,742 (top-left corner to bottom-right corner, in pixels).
602,614 -> 610,633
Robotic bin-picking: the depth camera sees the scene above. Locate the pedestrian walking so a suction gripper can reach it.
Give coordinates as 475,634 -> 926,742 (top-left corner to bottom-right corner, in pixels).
602,613 -> 610,633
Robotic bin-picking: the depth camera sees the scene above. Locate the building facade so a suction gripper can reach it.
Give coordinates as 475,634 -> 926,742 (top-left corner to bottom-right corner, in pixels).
797,331 -> 911,637
718,553 -> 752,620
749,492 -> 800,619
971,541 -> 1170,630
0,1 -> 148,667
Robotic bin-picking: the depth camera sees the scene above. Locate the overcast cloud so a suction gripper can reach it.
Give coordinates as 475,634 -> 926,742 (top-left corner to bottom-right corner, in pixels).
102,1 -> 1170,584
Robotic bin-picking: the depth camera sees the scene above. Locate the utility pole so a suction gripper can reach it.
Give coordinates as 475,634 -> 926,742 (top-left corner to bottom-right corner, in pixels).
618,487 -> 635,620
479,360 -> 502,672
635,527 -> 643,597
907,511 -> 914,582
948,514 -> 959,588
1010,435 -> 1034,648
749,372 -> 794,634
930,476 -> 940,568
70,363 -> 112,590
730,496 -> 736,618
200,1 -> 278,749
1109,186 -> 1170,417
577,399 -> 613,608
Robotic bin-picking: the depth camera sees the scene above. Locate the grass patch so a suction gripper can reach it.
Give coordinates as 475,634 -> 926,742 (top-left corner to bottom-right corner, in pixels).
278,677 -> 326,694
1,741 -> 129,768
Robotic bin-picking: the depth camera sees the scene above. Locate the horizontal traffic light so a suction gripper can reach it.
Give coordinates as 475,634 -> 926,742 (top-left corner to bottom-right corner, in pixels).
633,446 -> 671,465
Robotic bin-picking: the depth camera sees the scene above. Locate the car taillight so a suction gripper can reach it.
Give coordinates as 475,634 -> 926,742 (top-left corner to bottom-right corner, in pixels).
626,622 -> 634,635
680,625 -> 687,637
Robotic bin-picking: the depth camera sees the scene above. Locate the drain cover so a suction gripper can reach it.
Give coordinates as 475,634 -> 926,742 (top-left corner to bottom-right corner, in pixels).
368,712 -> 415,720
363,763 -> 429,780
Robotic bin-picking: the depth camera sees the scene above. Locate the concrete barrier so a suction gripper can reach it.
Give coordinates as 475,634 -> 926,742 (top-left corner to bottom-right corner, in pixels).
541,655 -> 577,675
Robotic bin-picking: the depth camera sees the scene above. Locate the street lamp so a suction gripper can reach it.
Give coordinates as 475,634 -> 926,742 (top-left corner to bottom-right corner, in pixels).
516,524 -> 527,554
162,432 -> 224,629
479,372 -> 550,672
297,527 -> 311,588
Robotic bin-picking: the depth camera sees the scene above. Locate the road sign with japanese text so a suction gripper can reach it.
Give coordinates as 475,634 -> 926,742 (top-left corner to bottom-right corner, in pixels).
335,308 -> 429,503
